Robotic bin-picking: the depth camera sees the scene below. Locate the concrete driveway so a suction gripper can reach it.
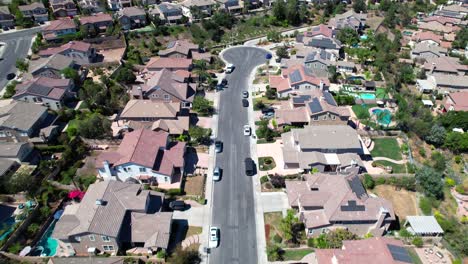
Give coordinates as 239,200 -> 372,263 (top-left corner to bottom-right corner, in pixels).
256,139 -> 302,176
172,201 -> 206,227
260,192 -> 289,215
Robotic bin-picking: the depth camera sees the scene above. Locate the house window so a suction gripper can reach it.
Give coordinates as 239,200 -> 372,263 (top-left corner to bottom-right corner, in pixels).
332,115 -> 336,120
323,115 -> 327,120
165,176 -> 169,182
102,245 -> 114,251
19,132 -> 28,137
164,94 -> 170,101
123,168 -> 128,172
74,236 -> 81,242
101,236 -> 111,242
305,85 -> 311,90
55,102 -> 61,108
313,116 -> 318,121
0,132 -> 5,137
127,167 -> 132,172
89,234 -> 95,241
308,229 -> 314,235
139,167 -> 146,173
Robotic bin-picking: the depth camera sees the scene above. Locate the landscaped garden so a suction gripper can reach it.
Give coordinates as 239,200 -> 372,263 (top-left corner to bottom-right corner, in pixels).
259,157 -> 276,171
371,138 -> 403,160
373,160 -> 407,173
351,104 -> 376,119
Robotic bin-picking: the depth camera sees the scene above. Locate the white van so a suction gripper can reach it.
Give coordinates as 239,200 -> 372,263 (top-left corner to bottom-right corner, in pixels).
225,64 -> 235,73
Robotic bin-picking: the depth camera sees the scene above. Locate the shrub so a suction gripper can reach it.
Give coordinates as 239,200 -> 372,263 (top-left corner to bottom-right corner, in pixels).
260,176 -> 269,184
419,197 -> 432,215
267,244 -> 282,261
376,177 -> 386,185
167,189 -> 182,196
8,242 -> 22,254
454,155 -> 462,164
363,174 -> 375,189
264,182 -> 273,189
455,185 -> 465,195
270,175 -> 285,188
445,178 -> 456,187
419,148 -> 426,157
307,238 -> 314,247
412,237 -> 423,247
273,234 -> 283,244
156,249 -> 166,259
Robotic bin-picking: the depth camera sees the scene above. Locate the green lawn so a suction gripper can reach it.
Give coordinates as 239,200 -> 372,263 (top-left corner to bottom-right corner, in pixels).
259,157 -> 276,171
374,160 -> 407,174
371,138 -> 403,160
351,104 -> 376,119
282,248 -> 314,261
376,88 -> 387,99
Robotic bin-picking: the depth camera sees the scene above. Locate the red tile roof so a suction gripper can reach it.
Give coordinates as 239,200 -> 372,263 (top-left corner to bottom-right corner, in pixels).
444,92 -> 468,112
43,17 -> 76,31
79,13 -> 113,25
305,24 -> 333,38
38,41 -> 91,56
145,57 -> 192,71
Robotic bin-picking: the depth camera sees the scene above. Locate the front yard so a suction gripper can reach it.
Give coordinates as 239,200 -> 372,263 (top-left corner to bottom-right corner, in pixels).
371,138 -> 403,160
282,248 -> 314,261
259,157 -> 277,171
184,175 -> 205,197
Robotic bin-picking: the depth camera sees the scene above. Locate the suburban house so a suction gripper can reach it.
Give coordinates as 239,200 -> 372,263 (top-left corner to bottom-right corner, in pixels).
404,216 -> 444,237
0,159 -> 20,179
13,77 -> 74,110
422,56 -> 468,75
181,0 -> 216,20
117,7 -> 147,30
442,91 -> 468,112
269,65 -> 330,98
428,74 -> 468,91
107,0 -> 131,11
275,91 -> 350,127
315,237 -> 412,263
0,102 -> 48,143
296,24 -> 334,47
286,168 -> 394,236
77,0 -> 105,14
332,61 -> 356,73
216,0 -> 242,13
0,6 -> 15,29
48,257 -> 125,264
41,18 -> 77,42
302,49 -> 335,77
79,13 -> 113,34
327,10 -> 367,31
416,79 -> 437,93
52,181 -> 172,256
422,15 -> 462,26
281,125 -> 367,172
29,54 -> 82,80
0,142 -> 34,162
50,0 -> 78,17
417,20 -> 460,34
18,2 -> 48,23
119,100 -> 189,135
95,129 -> 186,185
412,31 -> 444,46
411,43 -> 448,59
149,3 -> 185,24
132,69 -> 195,107
38,41 -> 97,64
435,4 -> 467,19
144,57 -> 192,72
159,39 -> 198,59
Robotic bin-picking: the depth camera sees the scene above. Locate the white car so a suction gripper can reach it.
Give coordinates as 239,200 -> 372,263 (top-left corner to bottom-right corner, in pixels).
242,91 -> 249,98
243,125 -> 251,136
213,166 -> 221,181
225,64 -> 235,73
209,226 -> 219,248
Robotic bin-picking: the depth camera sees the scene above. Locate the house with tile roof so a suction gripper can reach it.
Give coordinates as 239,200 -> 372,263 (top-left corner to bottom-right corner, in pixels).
412,31 -> 443,46
315,237 -> 411,263
328,10 -> 367,31
411,43 -> 448,59
275,90 -> 350,127
29,54 -> 83,80
119,100 -> 189,135
41,18 -> 77,42
52,180 -> 172,256
423,56 -> 468,75
159,39 -> 198,58
132,69 -> 195,107
38,41 -> 96,64
0,102 -> 49,142
269,65 -> 330,98
0,142 -> 34,162
0,6 -> 15,29
79,13 -> 113,33
50,0 -> 78,17
442,91 -> 468,112
429,74 -> 468,91
286,167 -> 394,236
117,7 -> 147,30
95,129 -> 186,185
13,77 -> 74,110
144,57 -> 193,72
18,2 -> 48,23
281,125 -> 367,173
149,3 -> 185,24
181,0 -> 216,20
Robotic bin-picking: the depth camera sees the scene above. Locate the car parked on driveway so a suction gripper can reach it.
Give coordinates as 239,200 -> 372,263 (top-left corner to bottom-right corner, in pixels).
213,166 -> 221,181
169,200 -> 185,211
261,107 -> 275,114
209,226 -> 220,248
243,125 -> 251,136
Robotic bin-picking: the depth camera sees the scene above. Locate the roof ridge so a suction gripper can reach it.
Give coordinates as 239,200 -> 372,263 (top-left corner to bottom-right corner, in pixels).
128,129 -> 146,165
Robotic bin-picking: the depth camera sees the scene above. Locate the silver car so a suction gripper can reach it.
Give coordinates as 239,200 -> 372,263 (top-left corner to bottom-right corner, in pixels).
213,166 -> 221,181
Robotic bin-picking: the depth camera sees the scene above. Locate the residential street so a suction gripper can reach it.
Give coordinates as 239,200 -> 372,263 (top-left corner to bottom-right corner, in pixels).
0,28 -> 41,91
210,47 -> 269,264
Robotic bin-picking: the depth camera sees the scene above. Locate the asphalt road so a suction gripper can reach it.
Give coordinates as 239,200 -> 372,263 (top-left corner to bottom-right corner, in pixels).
210,47 -> 269,264
0,28 -> 40,90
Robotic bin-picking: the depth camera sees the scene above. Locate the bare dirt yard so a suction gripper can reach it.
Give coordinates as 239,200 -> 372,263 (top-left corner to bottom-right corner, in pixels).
373,184 -> 419,220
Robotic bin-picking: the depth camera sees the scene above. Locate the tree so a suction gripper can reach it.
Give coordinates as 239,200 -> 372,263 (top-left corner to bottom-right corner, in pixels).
168,246 -> 201,264
266,30 -> 282,43
363,174 -> 375,189
337,28 -> 359,46
412,237 -> 423,247
325,229 -> 358,248
431,151 -> 446,172
452,27 -> 468,49
275,46 -> 289,59
189,126 -> 212,145
1,169 -> 34,194
400,64 -> 415,84
425,124 -> 446,147
272,0 -> 286,21
114,66 -> 136,84
61,67 -> 80,83
192,96 -> 214,116
267,244 -> 282,261
3,81 -> 17,99
75,113 -> 111,139
444,132 -> 468,153
15,59 -> 29,72
279,209 -> 298,242
80,80 -> 107,108
415,166 -> 443,200
353,0 -> 367,13
27,223 -> 40,237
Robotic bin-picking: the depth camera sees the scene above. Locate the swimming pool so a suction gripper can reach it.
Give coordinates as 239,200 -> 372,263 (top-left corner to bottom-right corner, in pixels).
34,221 -> 58,257
360,93 -> 376,100
372,109 -> 392,125
0,217 -> 17,241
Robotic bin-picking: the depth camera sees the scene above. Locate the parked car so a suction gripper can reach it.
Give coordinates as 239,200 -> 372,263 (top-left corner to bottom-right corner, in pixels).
215,140 -> 223,153
169,200 -> 185,211
261,107 -> 275,114
263,112 -> 274,118
225,64 -> 235,73
244,158 -> 255,176
243,125 -> 251,136
209,226 -> 220,248
242,91 -> 249,98
6,73 -> 16,80
242,99 -> 249,107
213,166 -> 221,181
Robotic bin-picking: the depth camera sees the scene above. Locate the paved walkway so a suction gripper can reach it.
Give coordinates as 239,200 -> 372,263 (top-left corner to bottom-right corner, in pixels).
173,206 -> 205,227
182,234 -> 201,249
372,157 -> 407,164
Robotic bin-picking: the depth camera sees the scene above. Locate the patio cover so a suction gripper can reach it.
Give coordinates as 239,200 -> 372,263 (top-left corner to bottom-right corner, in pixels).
405,216 -> 444,235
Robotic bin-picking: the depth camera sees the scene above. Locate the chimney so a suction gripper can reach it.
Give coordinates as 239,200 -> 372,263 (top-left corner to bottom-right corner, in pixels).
319,80 -> 324,90
431,62 -> 436,74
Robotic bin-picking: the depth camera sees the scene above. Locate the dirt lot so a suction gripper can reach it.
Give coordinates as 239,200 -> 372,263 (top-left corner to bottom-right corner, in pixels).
184,175 -> 205,196
373,185 -> 419,220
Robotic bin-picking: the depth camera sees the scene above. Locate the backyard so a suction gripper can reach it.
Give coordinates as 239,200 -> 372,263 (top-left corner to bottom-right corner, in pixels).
371,138 -> 403,160
374,160 -> 407,174
373,185 -> 418,219
351,104 -> 376,119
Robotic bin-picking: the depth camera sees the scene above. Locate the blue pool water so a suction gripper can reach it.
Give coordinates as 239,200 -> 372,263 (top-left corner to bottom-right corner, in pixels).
360,93 -> 376,100
34,221 -> 58,256
372,109 -> 392,125
0,217 -> 16,241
